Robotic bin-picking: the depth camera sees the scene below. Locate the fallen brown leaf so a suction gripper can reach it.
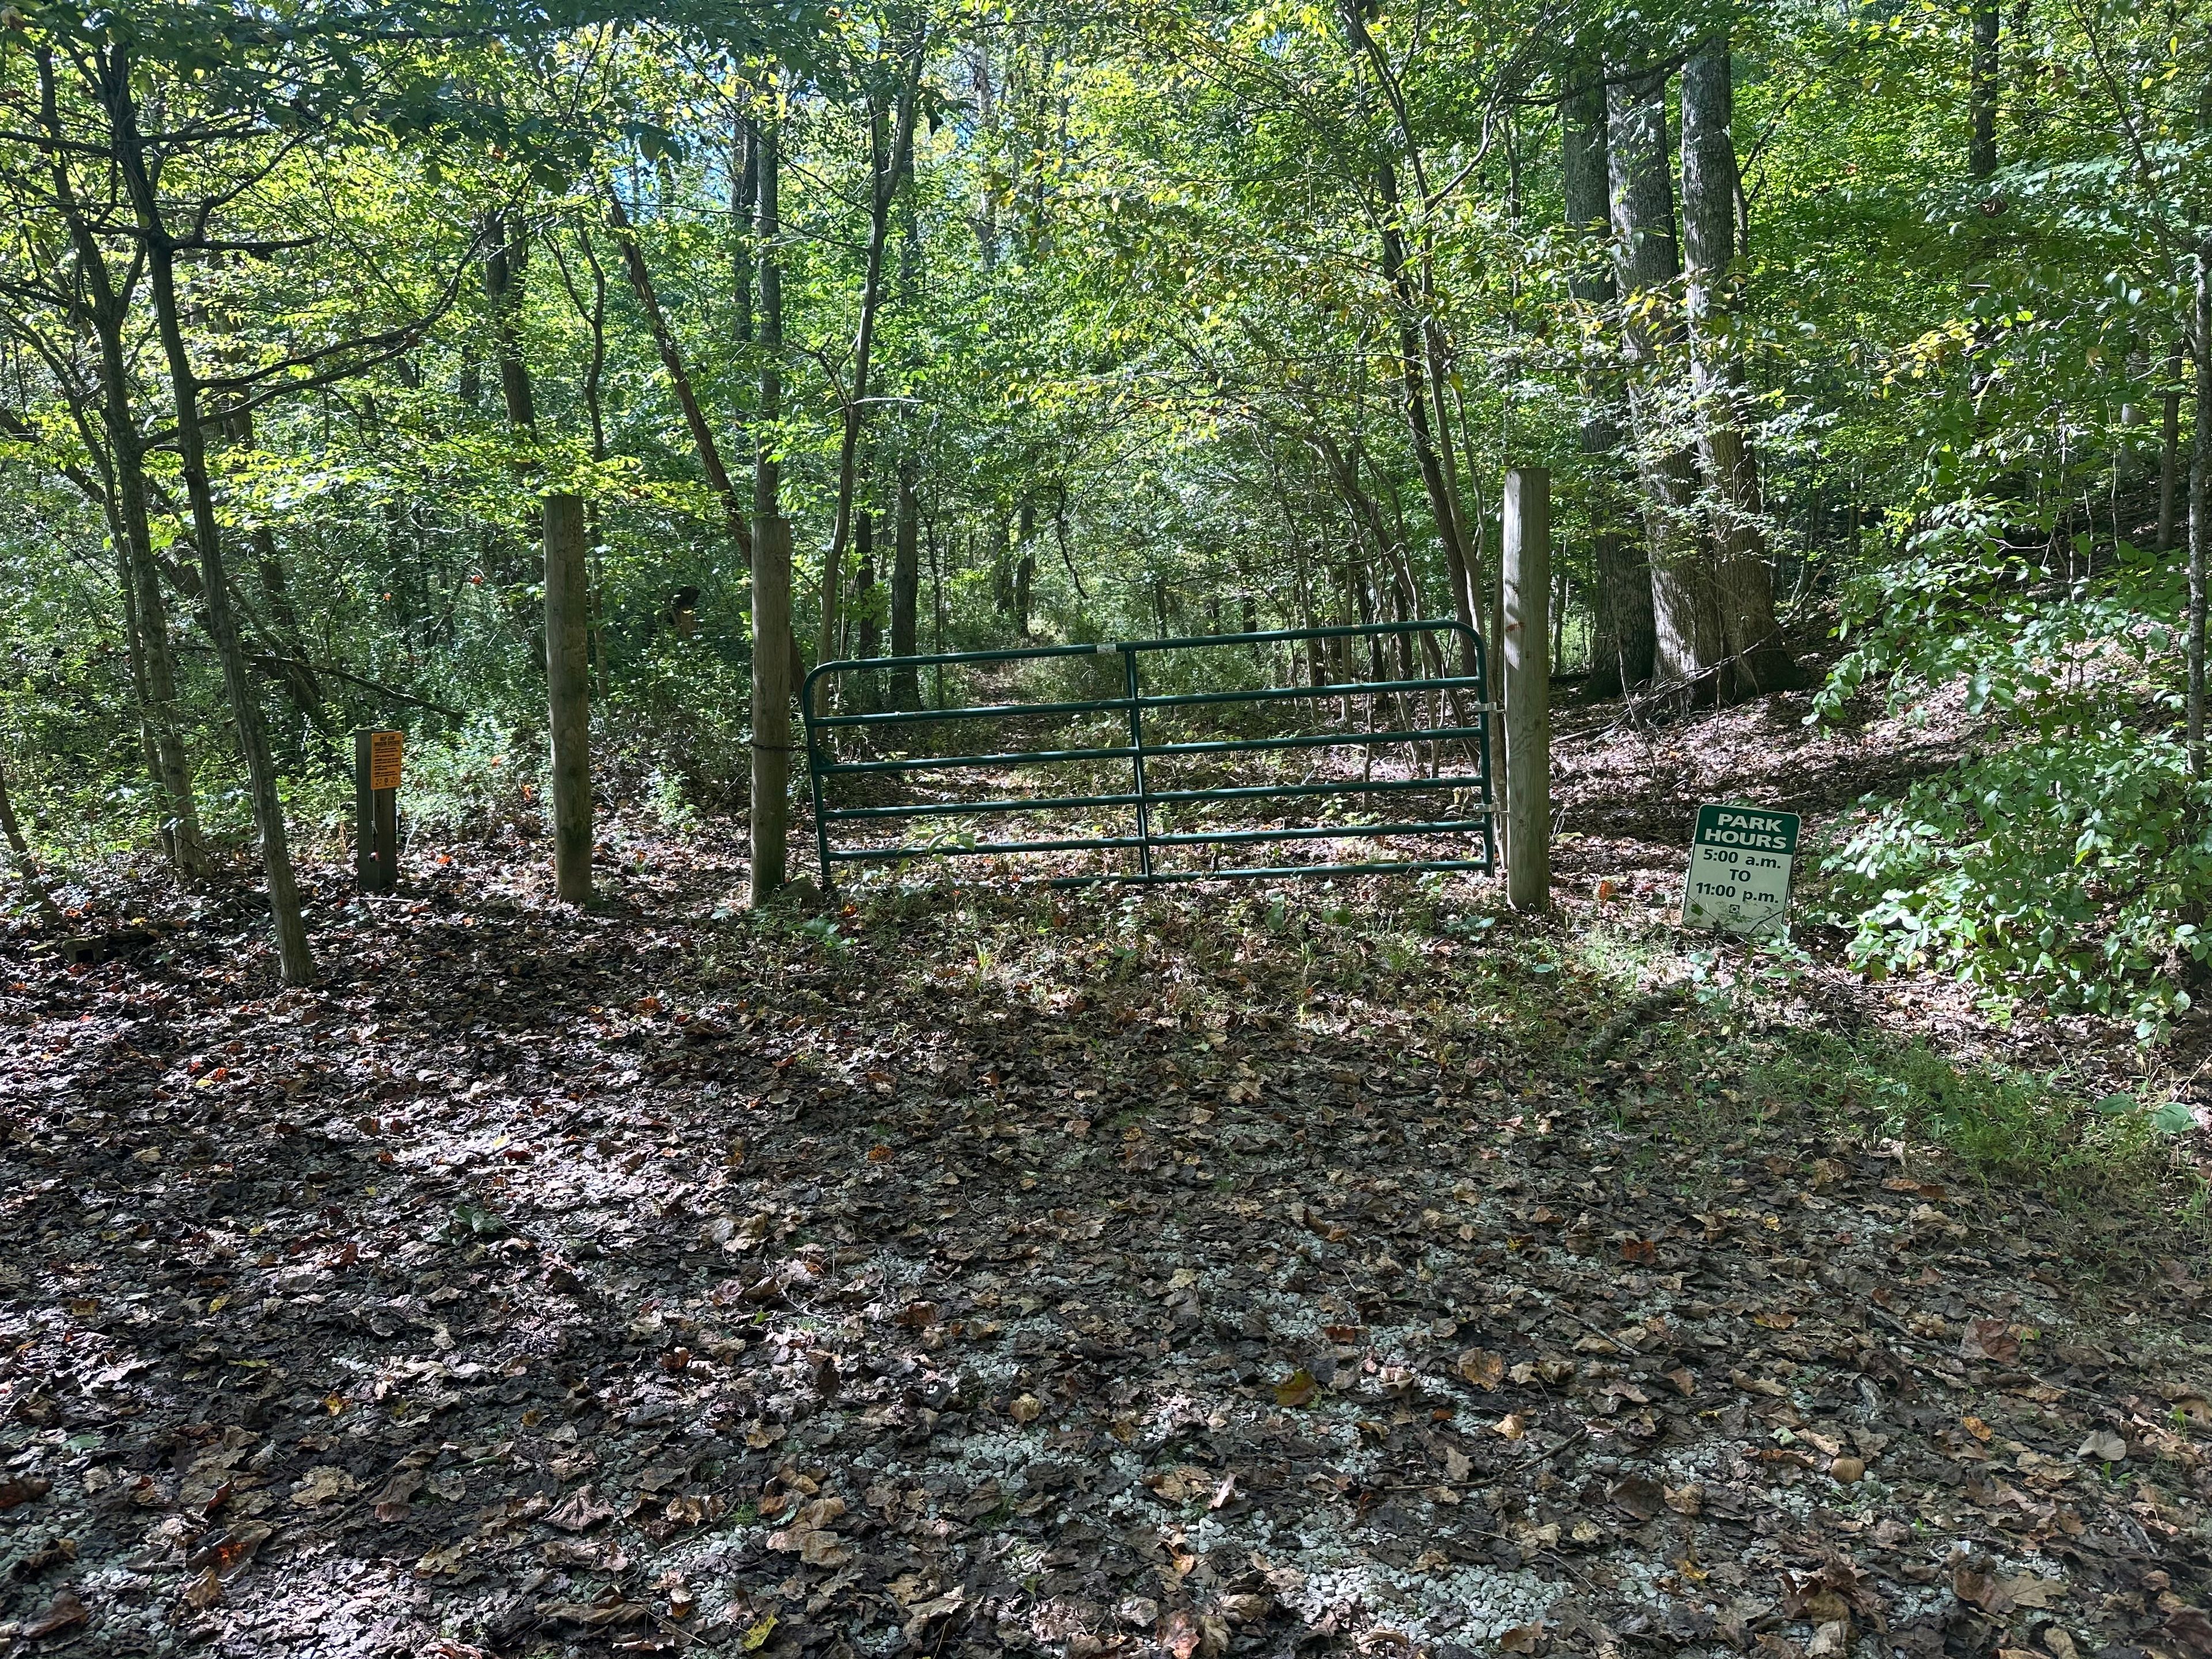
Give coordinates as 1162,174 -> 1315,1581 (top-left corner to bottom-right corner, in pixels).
1455,1347 -> 1504,1390
543,1483 -> 616,1532
24,1590 -> 89,1639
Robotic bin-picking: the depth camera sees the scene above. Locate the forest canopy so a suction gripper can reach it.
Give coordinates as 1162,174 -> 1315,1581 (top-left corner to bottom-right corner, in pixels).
2,0 -> 2210,1025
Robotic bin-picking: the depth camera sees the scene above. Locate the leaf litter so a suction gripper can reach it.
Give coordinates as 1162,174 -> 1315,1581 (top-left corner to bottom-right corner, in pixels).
0,812 -> 2206,1659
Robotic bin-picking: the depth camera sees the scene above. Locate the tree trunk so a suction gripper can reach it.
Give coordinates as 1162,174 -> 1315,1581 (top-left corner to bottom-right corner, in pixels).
225,402 -> 329,737
37,37 -> 206,876
751,96 -> 793,904
2161,343 -> 2183,554
2189,244 -> 2210,777
484,207 -> 544,619
606,188 -> 751,562
485,210 -> 537,427
820,43 -> 925,710
544,494 -> 593,901
1969,0 -> 1999,183
102,315 -> 207,873
1680,39 -> 1798,699
1336,0 -> 1479,647
890,465 -> 922,708
1370,156 -> 1478,635
1013,499 -> 1036,636
1562,75 -> 1654,695
113,56 -> 313,983
0,740 -> 63,923
1608,59 -> 1718,699
732,119 -> 757,344
853,510 -> 881,713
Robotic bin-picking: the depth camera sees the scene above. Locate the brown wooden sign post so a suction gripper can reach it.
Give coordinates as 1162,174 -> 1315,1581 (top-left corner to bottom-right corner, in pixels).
354,728 -> 401,894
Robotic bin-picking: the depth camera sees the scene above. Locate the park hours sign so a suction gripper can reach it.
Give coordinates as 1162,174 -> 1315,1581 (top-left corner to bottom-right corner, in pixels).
1683,804 -> 1800,935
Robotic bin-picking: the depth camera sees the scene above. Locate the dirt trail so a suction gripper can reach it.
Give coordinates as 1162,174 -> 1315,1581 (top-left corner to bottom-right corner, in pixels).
2,695 -> 2209,1659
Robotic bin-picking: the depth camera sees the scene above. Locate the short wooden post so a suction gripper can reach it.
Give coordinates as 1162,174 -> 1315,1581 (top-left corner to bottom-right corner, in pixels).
1503,467 -> 1551,912
353,728 -> 400,894
544,493 -> 594,903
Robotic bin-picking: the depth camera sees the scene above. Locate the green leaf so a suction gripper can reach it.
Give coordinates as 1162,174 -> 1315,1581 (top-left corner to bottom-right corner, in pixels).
2149,1101 -> 2195,1135
2091,1092 -> 2138,1117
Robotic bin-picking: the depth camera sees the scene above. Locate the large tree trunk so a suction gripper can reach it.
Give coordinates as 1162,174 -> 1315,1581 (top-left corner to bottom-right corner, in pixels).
1680,39 -> 1799,700
111,49 -> 313,983
751,96 -> 793,904
1562,76 -> 1654,695
1608,60 -> 1718,699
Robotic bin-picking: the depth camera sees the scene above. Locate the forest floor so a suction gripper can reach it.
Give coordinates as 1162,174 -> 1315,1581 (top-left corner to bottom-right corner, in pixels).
3,684 -> 2210,1659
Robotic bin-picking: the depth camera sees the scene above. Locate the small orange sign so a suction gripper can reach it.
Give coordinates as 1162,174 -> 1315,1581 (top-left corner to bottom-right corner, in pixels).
369,730 -> 403,792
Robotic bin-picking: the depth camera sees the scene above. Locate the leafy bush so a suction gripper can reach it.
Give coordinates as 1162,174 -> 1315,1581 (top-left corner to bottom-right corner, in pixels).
1816,725 -> 2212,1028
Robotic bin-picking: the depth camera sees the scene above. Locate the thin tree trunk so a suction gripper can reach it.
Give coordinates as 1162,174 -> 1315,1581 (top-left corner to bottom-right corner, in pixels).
1969,0 -> 1999,184
1562,75 -> 1654,695
1608,59 -> 1718,700
1013,499 -> 1036,636
226,402 -> 329,736
819,40 -> 925,709
486,210 -> 537,427
104,324 -> 206,872
2189,244 -> 2210,777
483,206 -> 544,638
751,93 -> 792,904
36,44 -> 205,874
890,464 -> 922,708
0,742 -> 63,923
853,510 -> 881,713
732,119 -> 757,345
111,49 -> 313,983
2161,343 -> 2183,554
605,189 -> 752,562
1680,38 -> 1798,700
545,494 -> 593,902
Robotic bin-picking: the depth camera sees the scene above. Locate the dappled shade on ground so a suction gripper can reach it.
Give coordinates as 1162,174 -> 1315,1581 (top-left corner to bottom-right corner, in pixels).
3,837 -> 2209,1658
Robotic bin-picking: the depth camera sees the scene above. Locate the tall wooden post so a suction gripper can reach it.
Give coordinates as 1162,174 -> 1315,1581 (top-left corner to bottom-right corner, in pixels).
544,493 -> 593,903
1503,467 -> 1551,912
751,515 -> 793,901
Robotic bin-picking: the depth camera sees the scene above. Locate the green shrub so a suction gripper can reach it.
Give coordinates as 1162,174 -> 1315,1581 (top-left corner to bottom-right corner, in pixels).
1815,725 -> 2212,1029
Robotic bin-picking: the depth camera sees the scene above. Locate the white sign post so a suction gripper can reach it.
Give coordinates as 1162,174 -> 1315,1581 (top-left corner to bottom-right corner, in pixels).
1683,803 -> 1800,935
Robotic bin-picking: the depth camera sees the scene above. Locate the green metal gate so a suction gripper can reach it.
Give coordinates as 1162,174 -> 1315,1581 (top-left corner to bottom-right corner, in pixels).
798,618 -> 1495,888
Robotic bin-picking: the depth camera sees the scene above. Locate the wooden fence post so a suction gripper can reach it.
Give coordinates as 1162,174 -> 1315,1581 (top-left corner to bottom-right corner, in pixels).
352,728 -> 400,895
751,514 -> 794,902
544,493 -> 593,904
1503,467 -> 1551,912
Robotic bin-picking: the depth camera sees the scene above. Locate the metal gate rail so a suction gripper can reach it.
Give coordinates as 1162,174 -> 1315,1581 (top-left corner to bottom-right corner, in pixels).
798,618 -> 1495,887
